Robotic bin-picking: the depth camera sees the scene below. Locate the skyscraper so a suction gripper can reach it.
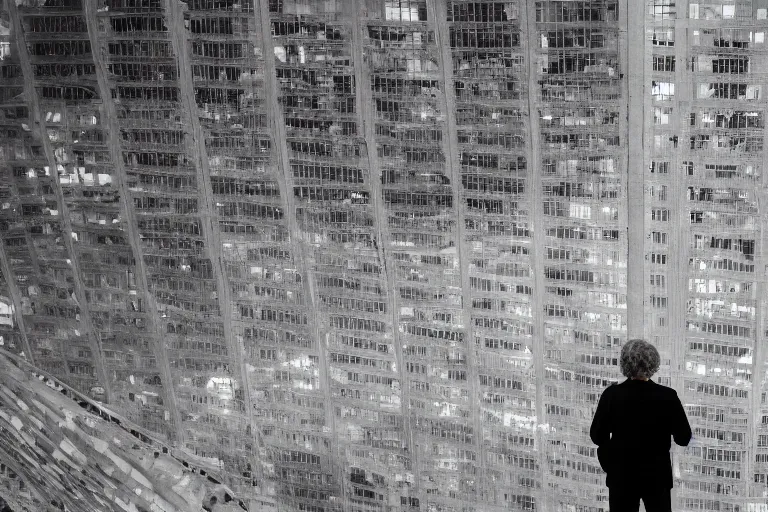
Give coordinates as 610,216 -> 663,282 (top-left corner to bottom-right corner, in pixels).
0,0 -> 766,511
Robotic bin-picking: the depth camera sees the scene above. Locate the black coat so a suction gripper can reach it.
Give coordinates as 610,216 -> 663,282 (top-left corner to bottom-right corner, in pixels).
589,379 -> 692,489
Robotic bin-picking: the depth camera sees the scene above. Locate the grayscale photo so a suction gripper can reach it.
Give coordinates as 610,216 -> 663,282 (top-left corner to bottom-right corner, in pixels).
0,0 -> 756,511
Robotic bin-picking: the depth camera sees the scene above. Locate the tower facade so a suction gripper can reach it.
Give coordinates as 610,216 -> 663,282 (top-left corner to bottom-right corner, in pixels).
2,0 -> 768,511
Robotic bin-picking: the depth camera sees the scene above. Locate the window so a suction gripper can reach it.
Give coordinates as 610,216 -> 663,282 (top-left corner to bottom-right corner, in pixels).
652,81 -> 675,100
535,1 -> 617,23
650,274 -> 666,288
653,106 -> 672,125
189,17 -> 233,35
715,111 -> 763,129
712,57 -> 749,74
651,208 -> 669,222
385,0 -> 427,21
544,28 -> 587,48
653,55 -> 675,71
699,82 -> 761,100
652,27 -> 675,46
713,83 -> 745,99
650,0 -> 675,19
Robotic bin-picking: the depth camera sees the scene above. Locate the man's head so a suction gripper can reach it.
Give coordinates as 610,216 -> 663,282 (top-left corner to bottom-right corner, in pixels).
620,339 -> 660,380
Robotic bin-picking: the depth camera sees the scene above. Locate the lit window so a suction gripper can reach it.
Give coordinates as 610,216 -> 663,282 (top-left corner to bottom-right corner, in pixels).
652,27 -> 675,46
385,0 -> 426,21
650,0 -> 676,19
654,106 -> 672,125
651,81 -> 675,100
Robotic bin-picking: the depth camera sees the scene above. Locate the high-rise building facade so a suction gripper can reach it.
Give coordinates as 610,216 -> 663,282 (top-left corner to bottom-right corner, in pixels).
2,0 -> 768,511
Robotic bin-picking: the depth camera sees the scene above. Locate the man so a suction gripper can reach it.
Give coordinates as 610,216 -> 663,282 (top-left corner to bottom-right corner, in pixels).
590,339 -> 692,512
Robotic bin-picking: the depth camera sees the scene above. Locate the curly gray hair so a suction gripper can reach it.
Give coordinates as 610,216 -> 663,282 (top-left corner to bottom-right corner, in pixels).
620,339 -> 660,379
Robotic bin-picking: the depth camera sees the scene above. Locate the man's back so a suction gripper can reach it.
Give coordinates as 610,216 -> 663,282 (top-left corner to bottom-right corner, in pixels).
590,379 -> 692,489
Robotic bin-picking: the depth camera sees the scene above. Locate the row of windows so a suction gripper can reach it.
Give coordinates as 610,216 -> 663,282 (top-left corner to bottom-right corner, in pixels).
448,1 -> 510,22
330,353 -> 390,369
404,324 -> 464,342
278,450 -> 320,465
689,341 -> 750,357
450,27 -> 520,49
26,15 -> 87,33
124,151 -> 187,167
457,130 -> 523,149
383,0 -> 427,22
244,307 -> 306,324
330,316 -> 386,333
39,85 -> 95,101
288,140 -> 358,158
535,1 -> 617,22
28,41 -> 91,57
212,177 -> 279,197
345,371 -> 395,387
542,29 -> 607,49
462,176 -> 525,195
0,64 -> 21,80
195,87 -> 244,108
475,316 -> 533,335
112,85 -> 179,102
25,0 -> 82,8
653,55 -> 675,72
464,218 -> 531,238
133,196 -> 197,213
189,17 -> 244,35
543,52 -> 614,75
191,64 -> 254,82
708,57 -> 749,74
546,227 -> 620,241
337,335 -> 389,354
479,375 -> 524,390
110,16 -> 166,32
320,295 -> 386,314
481,337 -> 524,351
121,129 -> 183,146
109,63 -> 177,82
689,256 -> 754,273
691,111 -> 763,129
108,40 -> 173,58
686,321 -> 751,338
651,208 -> 669,222
35,63 -> 95,78
383,191 -> 451,207
138,218 -> 201,236
104,0 -> 163,11
191,41 -> 246,58
699,83 -> 760,100
132,171 -> 196,190
272,20 -> 344,39
216,201 -> 282,220
292,163 -> 363,183
187,0 -> 253,11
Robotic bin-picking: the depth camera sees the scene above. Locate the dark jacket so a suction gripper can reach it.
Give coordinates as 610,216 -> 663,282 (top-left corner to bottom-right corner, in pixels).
590,379 -> 692,489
